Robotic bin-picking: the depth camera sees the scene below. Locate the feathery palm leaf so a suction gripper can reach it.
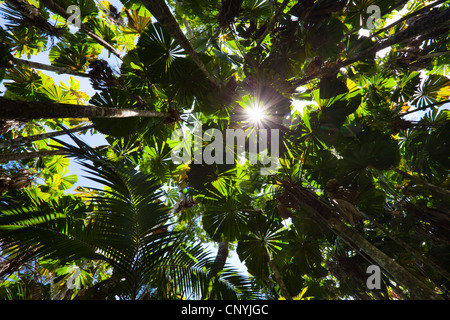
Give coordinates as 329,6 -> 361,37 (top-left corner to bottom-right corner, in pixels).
0,130 -> 255,299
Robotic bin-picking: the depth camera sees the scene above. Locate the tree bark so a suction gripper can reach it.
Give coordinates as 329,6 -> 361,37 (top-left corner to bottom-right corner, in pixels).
255,0 -> 290,47
284,182 -> 443,300
268,256 -> 292,300
0,124 -> 94,148
208,241 -> 229,300
0,149 -> 69,163
0,146 -> 109,163
0,248 -> 38,280
140,0 -> 220,87
291,7 -> 450,88
0,98 -> 167,120
12,58 -> 90,78
210,241 -> 229,277
393,168 -> 450,198
352,7 -> 450,63
331,219 -> 442,300
6,0 -> 61,37
370,216 -> 450,283
369,0 -> 447,40
342,0 -> 410,40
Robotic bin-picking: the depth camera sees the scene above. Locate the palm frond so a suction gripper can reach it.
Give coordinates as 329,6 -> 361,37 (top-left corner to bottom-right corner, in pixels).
51,131 -> 180,295
212,267 -> 259,300
0,191 -> 102,263
153,242 -> 258,300
1,128 -> 259,299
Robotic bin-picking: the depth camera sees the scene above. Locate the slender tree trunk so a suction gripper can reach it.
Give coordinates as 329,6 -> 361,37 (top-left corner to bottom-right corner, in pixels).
0,146 -> 109,163
0,124 -> 94,148
417,50 -> 450,60
393,168 -> 450,198
208,241 -> 229,300
12,58 -> 90,78
342,0 -> 409,40
268,256 -> 292,300
255,0 -> 290,47
40,0 -> 124,59
175,1 -> 195,44
354,8 -> 450,62
369,0 -> 447,39
211,241 -> 229,277
370,216 -> 450,284
0,149 -> 68,163
182,18 -> 195,44
140,0 -> 220,87
291,7 -> 450,88
331,219 -> 442,300
401,100 -> 448,117
0,98 -> 167,120
0,248 -> 38,279
284,182 -> 443,300
6,0 -> 61,37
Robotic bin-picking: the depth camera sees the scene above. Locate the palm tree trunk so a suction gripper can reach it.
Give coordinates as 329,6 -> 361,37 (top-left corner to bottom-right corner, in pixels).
0,248 -> 38,280
0,98 -> 167,120
255,0 -> 290,47
369,0 -> 447,40
392,168 -> 450,198
268,256 -> 292,300
0,124 -> 94,148
417,50 -> 450,60
40,0 -> 124,59
140,0 -> 220,87
353,8 -> 450,63
12,58 -> 90,78
208,241 -> 229,300
5,0 -> 61,36
0,149 -> 68,163
284,182 -> 443,300
211,241 -> 229,276
342,0 -> 409,39
0,146 -> 109,163
401,100 -> 448,117
371,215 -> 450,284
400,100 -> 448,117
331,219 -> 442,300
291,7 -> 450,88
175,1 -> 195,44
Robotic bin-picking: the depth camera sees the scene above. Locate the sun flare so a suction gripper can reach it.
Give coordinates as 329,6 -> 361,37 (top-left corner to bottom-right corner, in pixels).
246,105 -> 266,123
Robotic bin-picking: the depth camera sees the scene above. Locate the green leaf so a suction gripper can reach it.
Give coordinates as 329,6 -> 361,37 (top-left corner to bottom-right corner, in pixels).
42,155 -> 70,175
356,187 -> 386,218
60,174 -> 78,190
237,213 -> 288,278
58,0 -> 99,21
136,23 -> 208,104
412,75 -> 450,108
308,17 -> 344,58
319,77 -> 349,100
202,193 -> 251,242
338,129 -> 400,182
48,35 -> 101,72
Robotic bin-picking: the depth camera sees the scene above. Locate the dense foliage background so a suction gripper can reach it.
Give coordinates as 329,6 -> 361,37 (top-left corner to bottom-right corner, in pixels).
0,0 -> 449,300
